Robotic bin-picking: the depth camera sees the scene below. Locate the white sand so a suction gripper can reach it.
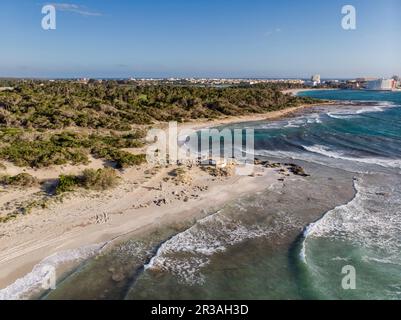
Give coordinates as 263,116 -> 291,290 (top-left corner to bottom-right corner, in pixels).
0,163 -> 285,290
282,88 -> 339,96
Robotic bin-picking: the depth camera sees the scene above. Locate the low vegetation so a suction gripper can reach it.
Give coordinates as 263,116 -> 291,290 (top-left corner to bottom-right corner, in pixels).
56,174 -> 80,194
0,197 -> 51,223
80,168 -> 120,190
55,168 -> 120,194
169,167 -> 192,185
91,146 -> 146,169
0,173 -> 38,187
0,169 -> 120,223
0,80 -> 319,169
0,129 -> 146,168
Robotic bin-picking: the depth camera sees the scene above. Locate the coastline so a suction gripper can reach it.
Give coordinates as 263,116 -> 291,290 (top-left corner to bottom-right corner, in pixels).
282,88 -> 339,96
0,98 -> 340,297
178,99 -> 337,132
0,165 -> 285,295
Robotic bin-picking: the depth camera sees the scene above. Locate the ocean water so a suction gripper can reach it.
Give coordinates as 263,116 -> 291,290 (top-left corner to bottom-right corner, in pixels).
293,90 -> 401,299
4,90 -> 401,300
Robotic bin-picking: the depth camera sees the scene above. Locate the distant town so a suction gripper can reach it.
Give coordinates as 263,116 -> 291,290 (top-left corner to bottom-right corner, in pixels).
1,75 -> 400,92
65,75 -> 401,91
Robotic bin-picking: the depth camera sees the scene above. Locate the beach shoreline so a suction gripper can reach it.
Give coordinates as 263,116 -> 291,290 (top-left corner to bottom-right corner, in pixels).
282,88 -> 339,96
0,98 -> 340,297
0,165 -> 288,296
178,100 -> 337,132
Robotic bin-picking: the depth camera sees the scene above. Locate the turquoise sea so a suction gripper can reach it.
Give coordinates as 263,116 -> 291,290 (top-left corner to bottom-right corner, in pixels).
294,90 -> 401,299
2,90 -> 400,300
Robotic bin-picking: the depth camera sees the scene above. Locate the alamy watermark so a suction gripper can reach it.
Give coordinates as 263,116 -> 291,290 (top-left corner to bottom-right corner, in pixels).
342,5 -> 357,30
41,4 -> 357,32
42,5 -> 56,30
341,265 -> 356,290
146,122 -> 255,176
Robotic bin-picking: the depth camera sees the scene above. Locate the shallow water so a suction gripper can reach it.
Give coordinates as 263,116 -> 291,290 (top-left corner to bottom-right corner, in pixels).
289,91 -> 401,300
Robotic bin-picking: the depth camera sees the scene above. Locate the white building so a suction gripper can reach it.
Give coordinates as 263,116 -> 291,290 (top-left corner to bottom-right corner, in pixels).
305,74 -> 321,87
311,74 -> 321,84
366,79 -> 396,91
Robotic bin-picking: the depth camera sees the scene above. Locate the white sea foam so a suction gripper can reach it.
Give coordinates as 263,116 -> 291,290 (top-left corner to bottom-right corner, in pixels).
144,208 -> 298,285
301,177 -> 401,263
327,113 -> 354,120
284,119 -> 305,128
326,102 -> 394,120
307,113 -> 322,124
281,114 -> 322,128
303,144 -> 401,169
300,221 -> 318,264
0,244 -> 104,300
254,149 -> 381,175
355,106 -> 385,114
300,176 -> 401,269
331,257 -> 351,262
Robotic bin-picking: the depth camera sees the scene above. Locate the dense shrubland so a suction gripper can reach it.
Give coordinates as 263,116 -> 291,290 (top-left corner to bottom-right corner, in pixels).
0,128 -> 146,168
0,80 -> 318,168
0,80 -> 317,128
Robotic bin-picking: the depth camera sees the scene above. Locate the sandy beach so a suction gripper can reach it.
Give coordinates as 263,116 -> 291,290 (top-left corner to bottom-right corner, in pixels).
0,98 -> 338,296
282,88 -> 339,96
177,99 -> 337,132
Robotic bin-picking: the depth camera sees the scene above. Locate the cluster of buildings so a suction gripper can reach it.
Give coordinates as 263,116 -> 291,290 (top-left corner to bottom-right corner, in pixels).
355,77 -> 399,91
305,75 -> 400,91
67,74 -> 401,91
126,77 -> 305,86
305,75 -> 322,87
127,75 -> 401,91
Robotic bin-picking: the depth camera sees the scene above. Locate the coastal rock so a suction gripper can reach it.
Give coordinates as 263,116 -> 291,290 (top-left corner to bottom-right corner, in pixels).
254,158 -> 272,167
154,198 -> 167,206
376,192 -> 390,197
285,164 -> 310,177
267,163 -> 281,168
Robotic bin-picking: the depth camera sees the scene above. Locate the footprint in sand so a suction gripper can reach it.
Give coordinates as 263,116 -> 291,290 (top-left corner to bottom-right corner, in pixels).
93,212 -> 110,224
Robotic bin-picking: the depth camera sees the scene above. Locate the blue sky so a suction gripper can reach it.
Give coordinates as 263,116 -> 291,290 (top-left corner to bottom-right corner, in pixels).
1,0 -> 400,78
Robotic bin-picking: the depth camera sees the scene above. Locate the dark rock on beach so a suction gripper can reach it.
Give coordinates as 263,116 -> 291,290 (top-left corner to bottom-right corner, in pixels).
285,163 -> 310,177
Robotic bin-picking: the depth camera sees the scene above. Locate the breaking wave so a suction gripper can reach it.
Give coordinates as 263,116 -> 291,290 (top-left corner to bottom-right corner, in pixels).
144,211 -> 273,285
0,244 -> 104,300
303,145 -> 401,169
296,173 -> 401,299
144,199 -> 301,286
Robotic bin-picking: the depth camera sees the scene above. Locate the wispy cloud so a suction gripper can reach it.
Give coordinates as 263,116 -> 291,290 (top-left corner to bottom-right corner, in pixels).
49,3 -> 102,17
265,28 -> 282,37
